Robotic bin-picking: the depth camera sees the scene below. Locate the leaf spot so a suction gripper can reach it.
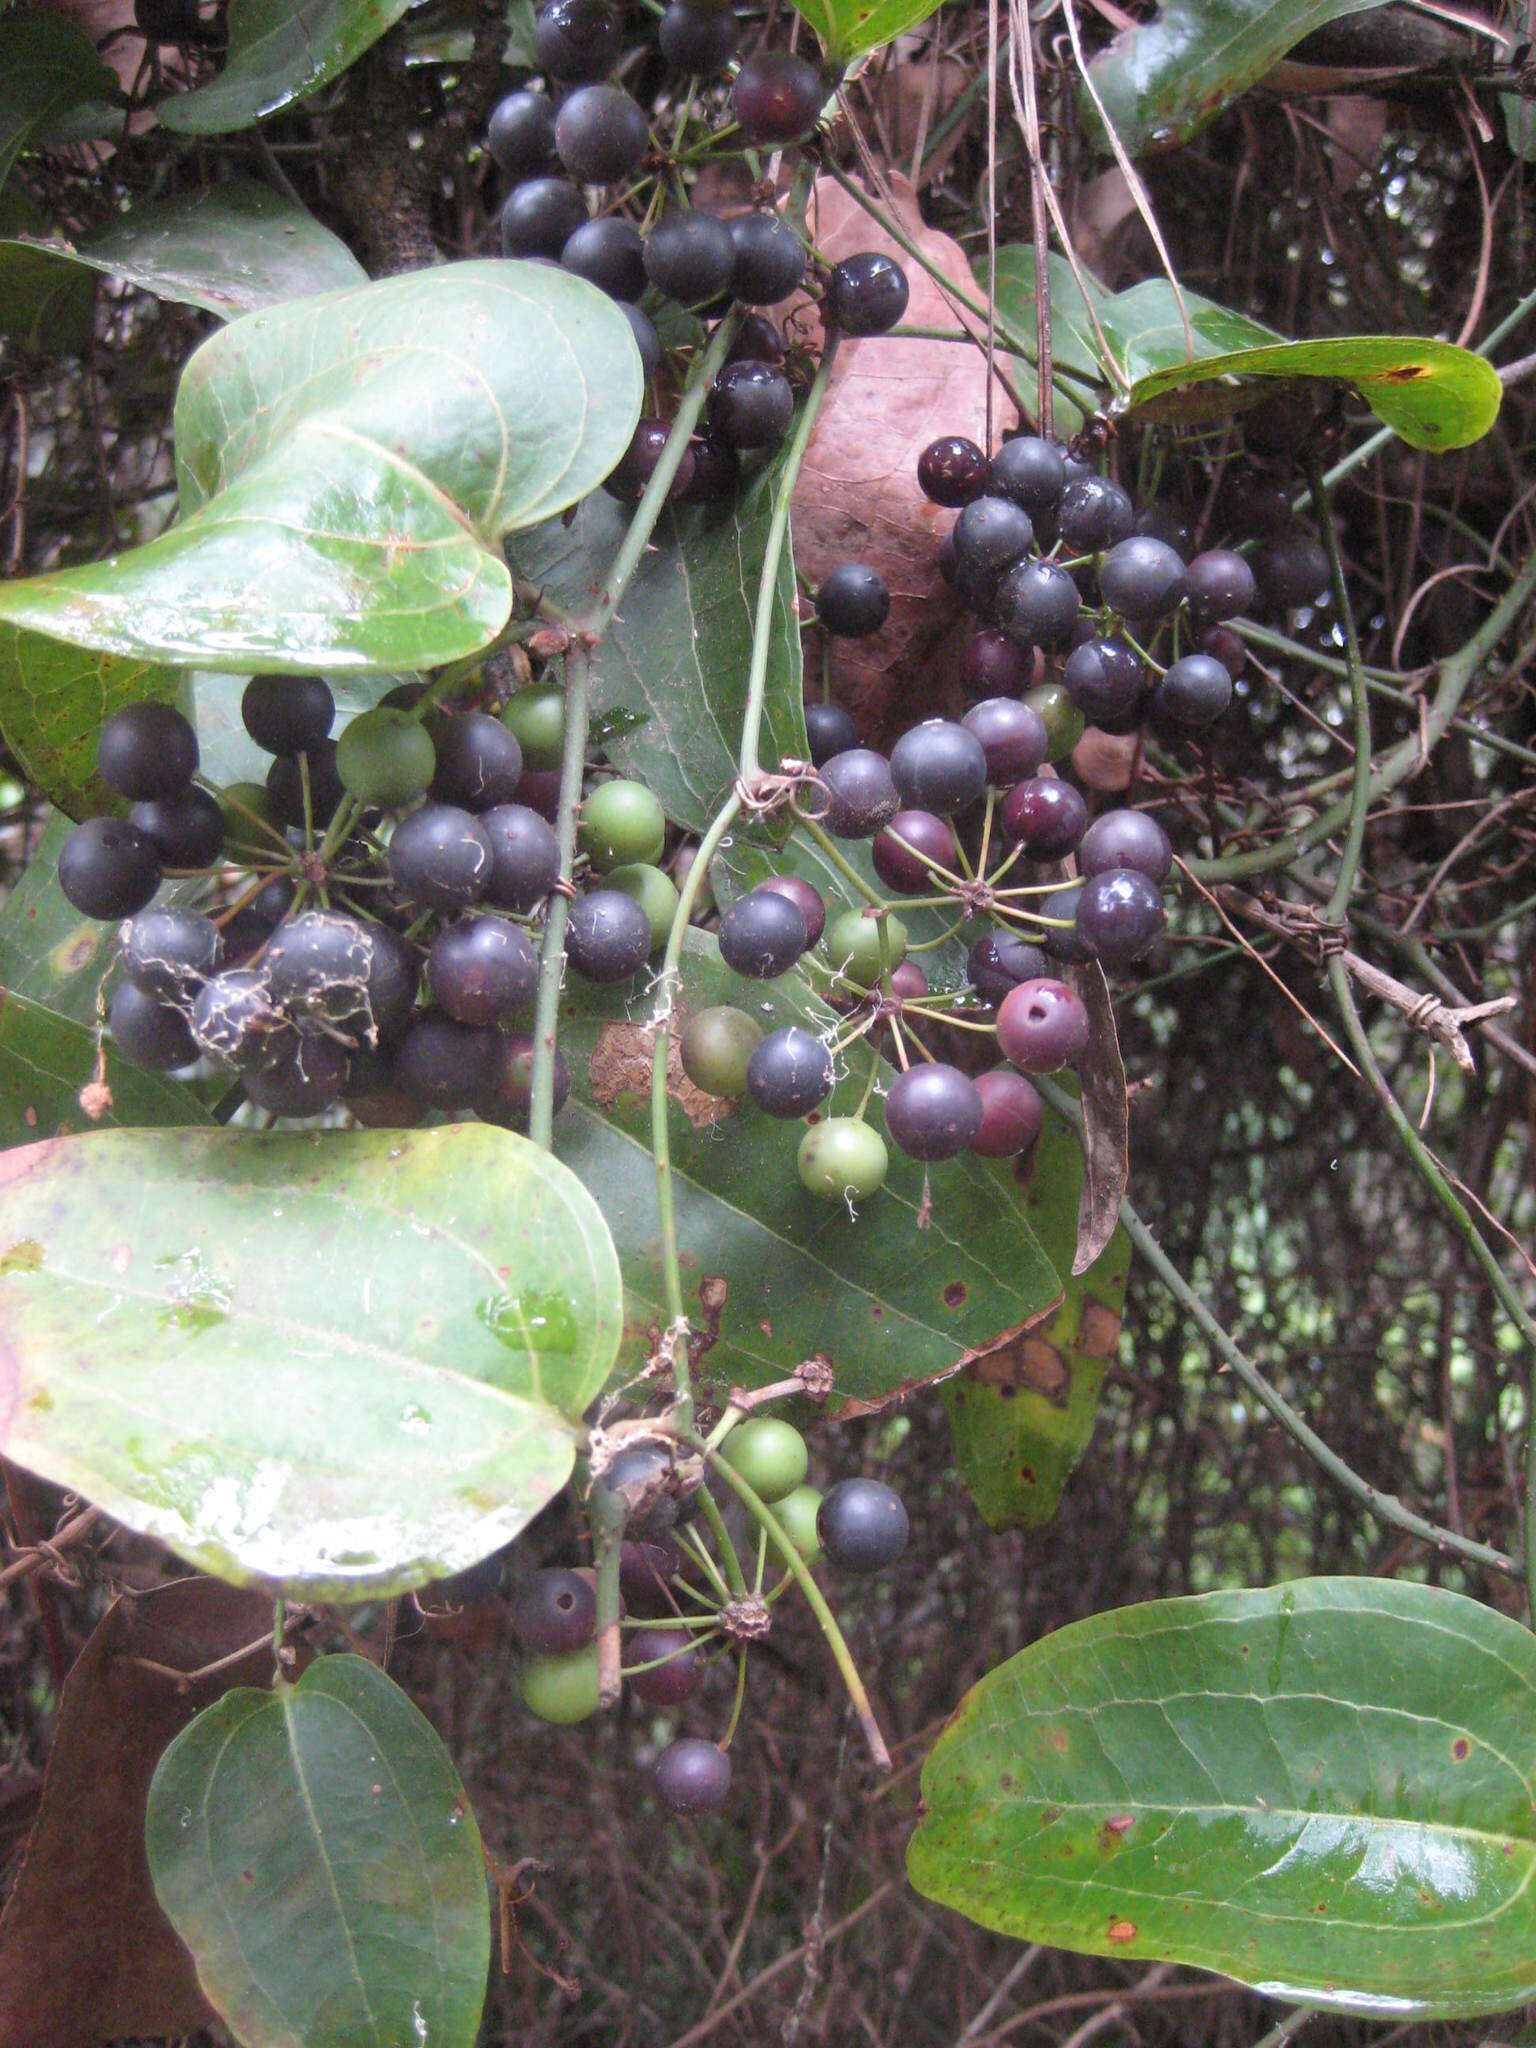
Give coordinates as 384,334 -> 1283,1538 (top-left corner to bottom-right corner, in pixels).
1107,1919 -> 1136,1944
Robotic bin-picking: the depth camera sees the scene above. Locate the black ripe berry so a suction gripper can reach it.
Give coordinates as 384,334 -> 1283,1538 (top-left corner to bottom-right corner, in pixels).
717,886 -> 807,978
500,177 -> 588,260
884,1062 -> 983,1161
727,211 -> 806,304
988,435 -> 1066,516
727,311 -> 786,366
968,929 -> 1048,1007
1075,867 -> 1166,966
606,419 -> 695,503
1149,653 -> 1233,733
643,208 -> 735,304
622,303 -> 662,379
1056,474 -> 1134,552
1079,809 -> 1172,883
108,981 -> 198,1071
480,803 -> 561,912
562,217 -> 647,301
121,906 -> 222,1003
531,0 -> 622,79
758,873 -> 826,947
267,740 -> 345,828
1253,529 -> 1330,610
681,433 -> 741,504
1098,536 -> 1188,624
745,1026 -> 834,1117
818,747 -> 899,837
565,889 -> 653,982
995,558 -> 1081,649
429,711 -> 524,812
952,496 -> 1033,601
245,1031 -> 351,1118
917,435 -> 988,508
487,90 -> 558,177
889,719 -> 988,817
555,85 -> 649,185
242,673 -> 335,756
389,804 -> 493,912
825,252 -> 909,336
511,1567 -> 597,1653
655,1737 -> 731,1814
658,0 -> 739,73
1041,884 -> 1096,967
190,969 -> 290,1070
815,564 -> 890,638
817,1478 -> 908,1573
708,360 -> 793,451
429,917 -> 540,1026
395,1013 -> 498,1110
731,51 -> 825,144
1184,548 -> 1257,626
1062,636 -> 1146,729
962,697 -> 1049,783
803,699 -> 859,766
135,0 -> 199,41
1000,776 -> 1088,860
59,817 -> 161,921
97,703 -> 198,802
479,1032 -> 573,1129
130,786 -> 226,867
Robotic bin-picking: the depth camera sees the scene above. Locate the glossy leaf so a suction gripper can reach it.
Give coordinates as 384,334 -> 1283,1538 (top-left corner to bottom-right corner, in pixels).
1125,332 -> 1503,452
0,990 -> 211,1148
1097,277 -> 1280,382
0,627 -> 183,815
0,180 -> 366,351
0,814 -> 118,1031
147,1654 -> 489,2048
513,464 -> 806,833
0,263 -> 641,676
158,0 -> 416,134
909,1577 -> 1536,2017
1085,0 -> 1391,155
0,10 -> 122,193
0,1124 -> 623,1599
555,930 -> 1062,1413
788,0 -> 944,62
942,1098 -> 1129,1529
990,245 -> 1109,437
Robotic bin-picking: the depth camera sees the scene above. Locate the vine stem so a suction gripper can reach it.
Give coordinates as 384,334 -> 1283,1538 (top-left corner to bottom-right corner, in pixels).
689,1435 -> 892,1770
1034,1076 -> 1520,1580
527,640 -> 589,1150
1305,452 -> 1372,925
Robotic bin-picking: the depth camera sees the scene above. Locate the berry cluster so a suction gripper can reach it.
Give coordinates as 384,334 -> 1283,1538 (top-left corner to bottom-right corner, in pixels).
61,677 -> 679,1124
505,1419 -> 907,1813
486,1 -> 909,507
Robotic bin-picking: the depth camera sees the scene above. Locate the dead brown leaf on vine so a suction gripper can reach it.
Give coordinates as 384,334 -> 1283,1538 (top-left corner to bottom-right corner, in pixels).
1067,961 -> 1129,1273
791,174 -> 1007,739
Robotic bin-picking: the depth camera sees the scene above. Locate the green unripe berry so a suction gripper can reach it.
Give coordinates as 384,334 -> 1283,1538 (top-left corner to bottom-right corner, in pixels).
501,682 -> 566,771
606,862 -> 679,950
796,1116 -> 889,1201
219,781 -> 283,856
823,909 -> 907,989
580,779 -> 667,872
336,707 -> 437,806
680,1004 -> 763,1098
1025,681 -> 1085,764
774,1483 -> 823,1563
720,1415 -> 808,1504
521,1642 -> 602,1723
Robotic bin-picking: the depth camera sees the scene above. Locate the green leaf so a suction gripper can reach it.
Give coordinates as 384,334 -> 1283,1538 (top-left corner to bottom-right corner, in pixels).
146,1654 -> 490,2048
1085,0 -> 1392,155
990,245 -> 1109,438
555,930 -> 1062,1413
0,262 -> 642,676
158,0 -> 417,134
0,9 -> 122,194
0,814 -> 119,1031
942,1099 -> 1129,1529
787,0 -> 944,62
0,1124 -> 623,1599
0,180 -> 367,350
0,990 -> 211,1147
909,1577 -> 1536,2018
0,627 -> 183,814
1502,92 -> 1536,163
1125,333 -> 1503,452
513,464 -> 806,833
1096,277 -> 1281,382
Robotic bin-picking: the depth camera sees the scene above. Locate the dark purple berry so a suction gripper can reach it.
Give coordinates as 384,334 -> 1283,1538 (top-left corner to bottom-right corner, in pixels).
681,432 -> 741,504
190,968 -> 291,1070
242,674 -> 335,756
97,703 -> 198,801
727,211 -> 806,304
708,359 -> 793,451
562,217 -> 647,301
971,1069 -> 1042,1157
888,719 -> 987,816
717,886 -> 807,978
478,1032 -> 572,1128
825,252 -> 909,335
121,906 -> 222,1002
389,805 -> 492,911
1062,636 -> 1147,729
129,786 -> 226,867
918,435 -> 987,508
488,90 -> 558,176
1000,776 -> 1087,859
1133,500 -> 1194,560
1079,809 -> 1172,883
395,1013 -> 498,1110
500,177 -> 588,260
803,700 -> 858,766
962,697 -> 1049,783
512,1567 -> 596,1653
59,817 -> 161,921
1075,867 -> 1165,965
108,981 -> 197,1071
731,51 -> 824,144
758,873 -> 826,948
884,1062 -> 982,1161
815,564 -> 889,638
531,0 -> 622,80
606,419 -> 696,503
245,1030 -> 350,1117
480,803 -> 561,912
267,741 -> 344,829
959,628 -> 1032,698
1056,474 -> 1133,552
429,712 -> 523,813
872,810 -> 958,893
658,0 -> 739,72
1098,536 -> 1187,624
996,976 -> 1089,1072
428,916 -> 539,1025
988,436 -> 1066,516
816,1478 -> 907,1572
818,748 -> 899,837
655,1737 -> 731,1813
1149,653 -> 1233,733
555,84 -> 649,184
643,208 -> 735,303
625,1626 -> 702,1706
566,888 -> 653,981
745,1027 -> 833,1117
968,929 -> 1048,1006
1185,548 -> 1257,626
1253,529 -> 1330,610
995,559 -> 1081,649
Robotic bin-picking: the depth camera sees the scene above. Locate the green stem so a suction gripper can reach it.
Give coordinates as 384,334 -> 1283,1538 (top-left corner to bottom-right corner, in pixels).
527,642 -> 590,1149
1305,453 -> 1372,925
694,1484 -> 748,1597
797,817 -> 888,908
739,334 -> 840,780
690,1436 -> 892,1769
1035,1077 -> 1520,1581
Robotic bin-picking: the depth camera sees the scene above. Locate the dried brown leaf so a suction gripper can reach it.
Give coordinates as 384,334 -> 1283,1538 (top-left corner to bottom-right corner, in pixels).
792,173 -> 1001,735
0,1577 -> 280,2048
1067,960 -> 1128,1273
